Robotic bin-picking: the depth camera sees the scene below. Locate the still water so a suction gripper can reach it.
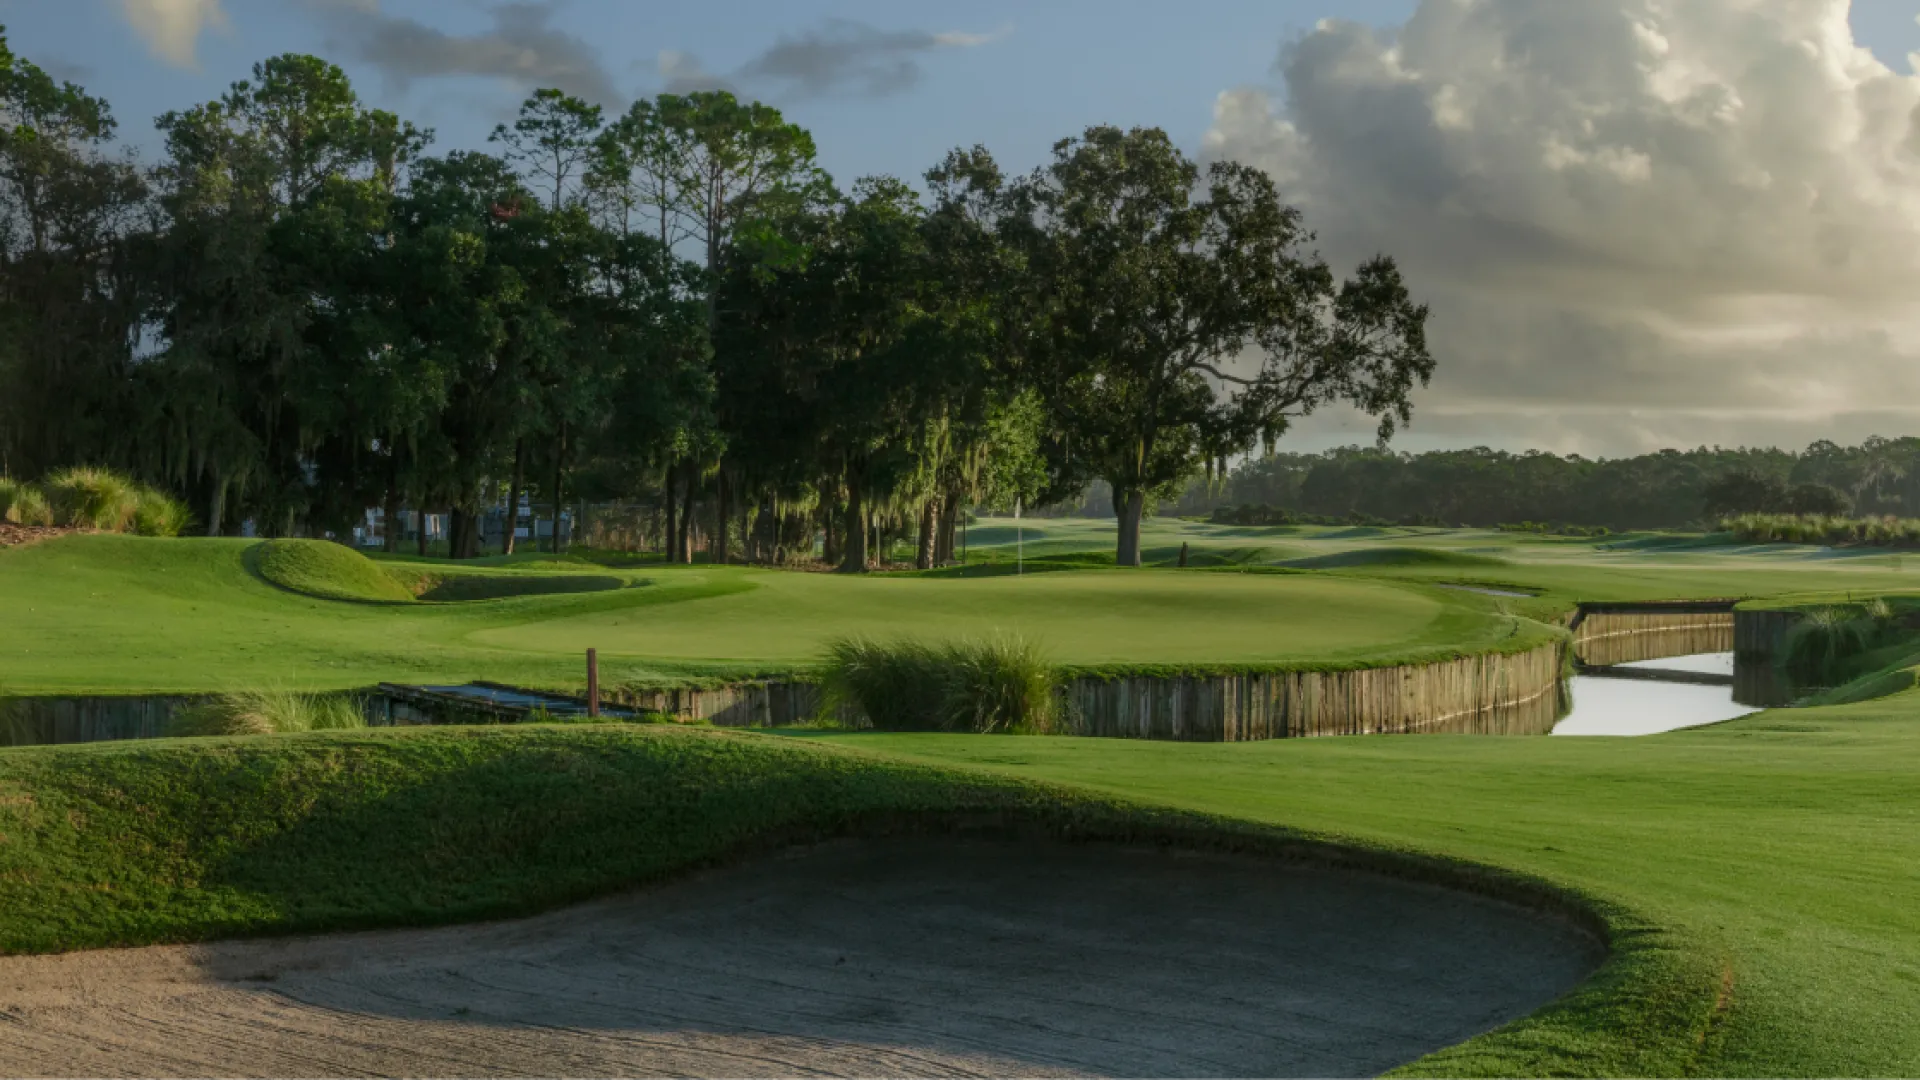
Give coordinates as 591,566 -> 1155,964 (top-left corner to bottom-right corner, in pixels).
1552,652 -> 1753,737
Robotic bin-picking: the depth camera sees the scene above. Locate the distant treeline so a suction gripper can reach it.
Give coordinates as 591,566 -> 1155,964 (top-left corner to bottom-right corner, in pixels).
1165,438 -> 1920,531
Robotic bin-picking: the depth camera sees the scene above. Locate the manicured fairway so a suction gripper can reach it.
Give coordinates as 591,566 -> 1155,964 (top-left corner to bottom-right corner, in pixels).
807,696 -> 1920,1076
467,565 -> 1491,667
0,535 -> 1516,694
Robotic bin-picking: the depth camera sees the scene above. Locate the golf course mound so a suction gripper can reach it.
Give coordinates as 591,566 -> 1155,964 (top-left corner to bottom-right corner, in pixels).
1281,546 -> 1512,570
254,538 -> 416,603
0,837 -> 1599,1077
384,566 -> 630,602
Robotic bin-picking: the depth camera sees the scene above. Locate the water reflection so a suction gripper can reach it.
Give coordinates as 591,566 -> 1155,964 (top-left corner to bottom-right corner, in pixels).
1553,652 -> 1754,737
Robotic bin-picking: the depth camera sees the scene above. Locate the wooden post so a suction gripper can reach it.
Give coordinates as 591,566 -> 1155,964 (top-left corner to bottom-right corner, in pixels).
586,648 -> 600,718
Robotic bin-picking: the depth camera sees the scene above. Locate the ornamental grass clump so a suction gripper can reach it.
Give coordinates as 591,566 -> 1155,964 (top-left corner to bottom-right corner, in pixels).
42,466 -> 140,531
131,487 -> 194,537
1784,608 -> 1876,687
168,689 -> 366,738
820,634 -> 1060,734
0,478 -> 51,526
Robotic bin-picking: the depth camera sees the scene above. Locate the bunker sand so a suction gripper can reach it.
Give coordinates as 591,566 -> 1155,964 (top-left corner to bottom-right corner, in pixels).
0,840 -> 1599,1077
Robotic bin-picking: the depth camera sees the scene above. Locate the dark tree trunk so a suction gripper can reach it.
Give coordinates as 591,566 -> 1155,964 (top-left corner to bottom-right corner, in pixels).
936,490 -> 959,565
840,480 -> 867,573
915,498 -> 936,570
550,421 -> 567,553
822,500 -> 840,567
678,471 -> 696,564
417,509 -> 431,557
205,474 -> 226,538
503,438 -> 525,556
664,461 -> 679,560
448,508 -> 466,559
1116,487 -> 1145,567
713,471 -> 730,564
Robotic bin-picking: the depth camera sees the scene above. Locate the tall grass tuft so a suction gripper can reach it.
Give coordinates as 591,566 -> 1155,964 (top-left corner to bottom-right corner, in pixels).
42,467 -> 139,531
1723,513 -> 1920,547
820,634 -> 1060,734
1784,608 -> 1874,686
0,478 -> 51,526
131,487 -> 194,537
168,689 -> 367,738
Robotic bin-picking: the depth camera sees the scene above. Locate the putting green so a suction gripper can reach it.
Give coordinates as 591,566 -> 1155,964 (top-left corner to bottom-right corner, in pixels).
468,568 -> 1487,667
0,535 -> 1521,694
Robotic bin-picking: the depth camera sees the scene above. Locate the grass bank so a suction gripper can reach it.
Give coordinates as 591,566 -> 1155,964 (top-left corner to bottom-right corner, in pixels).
0,723 -> 1708,1076
811,693 -> 1920,1076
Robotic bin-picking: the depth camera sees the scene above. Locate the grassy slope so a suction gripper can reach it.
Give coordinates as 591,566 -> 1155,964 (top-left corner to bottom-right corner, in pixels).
256,538 -> 417,603
812,696 -> 1920,1077
0,535 -> 1533,694
0,724 -> 1712,1076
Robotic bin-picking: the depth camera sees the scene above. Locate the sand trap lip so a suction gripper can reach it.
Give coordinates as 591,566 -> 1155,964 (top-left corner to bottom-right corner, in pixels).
0,839 -> 1600,1078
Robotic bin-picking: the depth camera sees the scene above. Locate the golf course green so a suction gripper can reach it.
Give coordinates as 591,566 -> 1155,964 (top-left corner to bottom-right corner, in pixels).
5,520 -> 1920,1074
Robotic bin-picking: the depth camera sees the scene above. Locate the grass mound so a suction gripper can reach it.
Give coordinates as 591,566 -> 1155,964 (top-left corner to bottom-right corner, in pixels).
255,539 -> 416,603
820,635 -> 1060,733
1281,546 -> 1511,570
383,566 -> 628,602
169,689 -> 366,737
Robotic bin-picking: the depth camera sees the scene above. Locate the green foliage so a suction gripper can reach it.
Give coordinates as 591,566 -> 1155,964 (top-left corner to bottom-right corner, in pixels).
131,487 -> 193,537
1721,513 -> 1920,547
168,688 -> 366,737
0,477 -> 49,525
255,538 -> 416,603
41,466 -> 138,530
1783,608 -> 1876,685
820,635 -> 1061,734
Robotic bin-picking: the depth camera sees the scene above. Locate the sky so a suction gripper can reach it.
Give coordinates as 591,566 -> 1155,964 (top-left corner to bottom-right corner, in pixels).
9,0 -> 1920,459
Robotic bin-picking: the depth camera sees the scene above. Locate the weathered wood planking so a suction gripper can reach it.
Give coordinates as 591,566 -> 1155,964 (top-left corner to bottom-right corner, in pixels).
1571,602 -> 1737,668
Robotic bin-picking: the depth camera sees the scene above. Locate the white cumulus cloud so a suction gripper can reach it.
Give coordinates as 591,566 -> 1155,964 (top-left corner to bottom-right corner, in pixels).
1206,0 -> 1920,455
119,0 -> 229,69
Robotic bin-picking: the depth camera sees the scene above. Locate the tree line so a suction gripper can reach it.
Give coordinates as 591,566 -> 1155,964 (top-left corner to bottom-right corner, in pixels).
1175,438 -> 1920,531
0,30 -> 1433,569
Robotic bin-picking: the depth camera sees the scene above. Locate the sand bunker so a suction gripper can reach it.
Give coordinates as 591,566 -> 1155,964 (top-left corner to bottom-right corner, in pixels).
0,839 -> 1599,1077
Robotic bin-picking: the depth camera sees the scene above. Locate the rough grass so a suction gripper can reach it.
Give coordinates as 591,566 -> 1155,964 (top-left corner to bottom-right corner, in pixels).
820,635 -> 1060,733
255,538 -> 416,604
0,725 -> 1701,1075
168,689 -> 366,737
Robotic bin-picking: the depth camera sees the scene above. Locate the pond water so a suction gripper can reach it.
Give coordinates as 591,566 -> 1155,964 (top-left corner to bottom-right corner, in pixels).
1552,652 -> 1753,737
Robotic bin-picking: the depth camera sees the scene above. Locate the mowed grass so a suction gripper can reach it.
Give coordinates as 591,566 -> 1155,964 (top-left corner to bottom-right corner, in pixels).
0,535 -> 1525,694
0,724 -> 1730,1075
809,696 -> 1920,1076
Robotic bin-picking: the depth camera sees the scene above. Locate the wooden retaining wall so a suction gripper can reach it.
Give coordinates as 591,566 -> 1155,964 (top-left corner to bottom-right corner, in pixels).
1061,641 -> 1568,741
1571,601 -> 1736,667
608,640 -> 1570,742
1732,608 -> 1805,707
8,640 -> 1571,747
0,695 -> 204,747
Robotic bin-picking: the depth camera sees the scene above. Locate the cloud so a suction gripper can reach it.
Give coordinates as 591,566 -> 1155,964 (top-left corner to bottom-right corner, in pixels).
651,20 -> 1002,101
118,0 -> 229,69
1204,1 -> 1920,456
655,50 -> 735,96
307,0 -> 620,107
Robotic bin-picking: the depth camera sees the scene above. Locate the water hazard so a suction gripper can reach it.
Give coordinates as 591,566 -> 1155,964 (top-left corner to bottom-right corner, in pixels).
1553,652 -> 1753,737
